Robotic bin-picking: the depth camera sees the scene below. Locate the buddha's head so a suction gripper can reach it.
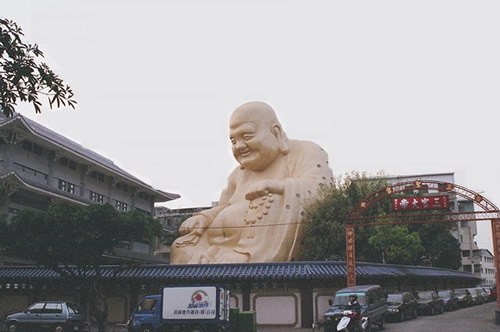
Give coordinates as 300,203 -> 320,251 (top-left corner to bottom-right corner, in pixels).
229,102 -> 289,171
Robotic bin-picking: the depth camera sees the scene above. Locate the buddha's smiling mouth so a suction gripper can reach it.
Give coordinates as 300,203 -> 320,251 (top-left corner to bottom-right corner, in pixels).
239,149 -> 252,157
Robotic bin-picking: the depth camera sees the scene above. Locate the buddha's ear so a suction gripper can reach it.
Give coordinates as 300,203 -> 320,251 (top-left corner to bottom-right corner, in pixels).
272,124 -> 289,155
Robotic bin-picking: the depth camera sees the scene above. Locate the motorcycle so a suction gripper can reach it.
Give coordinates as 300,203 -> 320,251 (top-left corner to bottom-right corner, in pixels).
336,310 -> 369,332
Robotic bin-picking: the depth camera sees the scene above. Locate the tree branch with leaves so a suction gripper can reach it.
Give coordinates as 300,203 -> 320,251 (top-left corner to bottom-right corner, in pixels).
0,18 -> 76,117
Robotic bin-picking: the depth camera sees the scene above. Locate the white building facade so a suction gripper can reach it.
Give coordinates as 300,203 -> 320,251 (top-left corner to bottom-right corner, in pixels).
480,249 -> 496,285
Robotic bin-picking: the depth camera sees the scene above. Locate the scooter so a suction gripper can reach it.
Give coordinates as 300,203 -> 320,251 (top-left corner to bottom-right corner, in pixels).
336,310 -> 369,332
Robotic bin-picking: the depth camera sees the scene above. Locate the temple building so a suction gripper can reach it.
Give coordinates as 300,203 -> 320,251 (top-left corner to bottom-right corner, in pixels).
0,111 -> 179,264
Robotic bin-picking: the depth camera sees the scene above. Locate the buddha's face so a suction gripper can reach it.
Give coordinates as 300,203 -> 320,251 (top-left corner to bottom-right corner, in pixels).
229,119 -> 281,172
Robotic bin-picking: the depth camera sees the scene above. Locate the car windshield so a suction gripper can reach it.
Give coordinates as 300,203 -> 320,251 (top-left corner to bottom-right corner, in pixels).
438,291 -> 450,297
454,289 -> 466,295
386,294 -> 403,304
333,293 -> 367,306
416,292 -> 433,300
67,303 -> 83,315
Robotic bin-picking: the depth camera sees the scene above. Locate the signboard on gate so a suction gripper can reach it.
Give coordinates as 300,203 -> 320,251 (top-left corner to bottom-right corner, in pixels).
392,195 -> 449,211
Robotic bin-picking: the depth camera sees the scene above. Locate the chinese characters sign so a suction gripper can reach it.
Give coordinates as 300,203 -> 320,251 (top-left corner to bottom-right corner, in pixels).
163,286 -> 217,320
346,226 -> 356,287
392,195 -> 449,211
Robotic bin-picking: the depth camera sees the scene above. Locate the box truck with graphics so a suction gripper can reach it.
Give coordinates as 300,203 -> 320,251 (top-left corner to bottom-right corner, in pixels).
128,285 -> 230,332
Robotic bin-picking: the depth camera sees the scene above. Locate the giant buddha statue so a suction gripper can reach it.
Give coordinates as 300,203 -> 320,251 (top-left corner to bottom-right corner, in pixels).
170,101 -> 333,264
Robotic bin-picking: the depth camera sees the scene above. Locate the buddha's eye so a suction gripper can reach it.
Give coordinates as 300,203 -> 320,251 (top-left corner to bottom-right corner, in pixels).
230,138 -> 236,145
243,134 -> 253,140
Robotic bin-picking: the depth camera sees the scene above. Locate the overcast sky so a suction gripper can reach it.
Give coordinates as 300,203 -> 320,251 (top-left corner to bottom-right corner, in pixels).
3,1 -> 499,253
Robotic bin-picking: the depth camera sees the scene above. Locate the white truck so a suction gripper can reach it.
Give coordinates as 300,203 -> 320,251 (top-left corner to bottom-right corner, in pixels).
128,285 -> 230,332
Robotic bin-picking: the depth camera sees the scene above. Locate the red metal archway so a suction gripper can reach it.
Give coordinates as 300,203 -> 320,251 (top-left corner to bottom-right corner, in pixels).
344,180 -> 500,314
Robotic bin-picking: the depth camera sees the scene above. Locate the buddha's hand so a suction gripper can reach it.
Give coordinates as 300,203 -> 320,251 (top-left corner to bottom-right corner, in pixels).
245,180 -> 284,200
178,215 -> 210,236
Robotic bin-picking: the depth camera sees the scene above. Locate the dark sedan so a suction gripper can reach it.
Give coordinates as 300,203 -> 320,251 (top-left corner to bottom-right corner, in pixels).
454,288 -> 473,307
415,290 -> 444,315
386,292 -> 418,322
468,287 -> 484,305
437,290 -> 459,311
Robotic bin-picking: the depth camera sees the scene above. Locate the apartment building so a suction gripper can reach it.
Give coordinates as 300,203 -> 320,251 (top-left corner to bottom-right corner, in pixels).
0,112 -> 179,264
479,249 -> 496,285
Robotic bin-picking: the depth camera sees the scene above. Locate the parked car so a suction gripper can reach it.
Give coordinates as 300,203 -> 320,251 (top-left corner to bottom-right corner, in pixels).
482,286 -> 497,302
454,288 -> 473,307
490,286 -> 497,300
6,301 -> 86,332
437,290 -> 459,311
385,292 -> 418,322
468,287 -> 484,305
480,287 -> 492,302
323,285 -> 387,331
414,290 -> 444,315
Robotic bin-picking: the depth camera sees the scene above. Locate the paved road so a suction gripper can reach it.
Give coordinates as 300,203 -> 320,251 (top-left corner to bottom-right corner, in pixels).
257,301 -> 499,332
382,301 -> 499,332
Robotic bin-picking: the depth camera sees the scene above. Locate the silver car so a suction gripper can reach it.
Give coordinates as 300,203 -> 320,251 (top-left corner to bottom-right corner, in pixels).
6,301 -> 86,332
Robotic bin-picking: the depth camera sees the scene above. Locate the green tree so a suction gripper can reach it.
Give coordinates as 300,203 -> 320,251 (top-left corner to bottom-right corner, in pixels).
369,225 -> 424,264
0,18 -> 76,116
413,223 -> 462,269
301,172 -> 462,270
3,201 -> 163,332
301,171 -> 390,261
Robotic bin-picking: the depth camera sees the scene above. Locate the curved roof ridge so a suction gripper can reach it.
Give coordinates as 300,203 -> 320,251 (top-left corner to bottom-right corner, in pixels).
0,112 -> 179,202
0,261 -> 478,283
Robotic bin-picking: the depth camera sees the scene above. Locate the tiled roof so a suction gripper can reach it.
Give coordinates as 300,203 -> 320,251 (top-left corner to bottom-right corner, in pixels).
0,113 -> 179,202
0,261 -> 478,284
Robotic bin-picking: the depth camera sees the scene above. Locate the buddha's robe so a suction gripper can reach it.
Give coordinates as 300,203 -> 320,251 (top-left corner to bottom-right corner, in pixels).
171,139 -> 333,264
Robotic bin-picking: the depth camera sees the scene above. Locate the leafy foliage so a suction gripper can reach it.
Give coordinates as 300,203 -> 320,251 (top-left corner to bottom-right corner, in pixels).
3,201 -> 163,332
301,171 -> 462,270
301,171 -> 390,261
369,225 -> 424,264
0,18 -> 76,116
413,223 -> 462,270
4,201 -> 162,272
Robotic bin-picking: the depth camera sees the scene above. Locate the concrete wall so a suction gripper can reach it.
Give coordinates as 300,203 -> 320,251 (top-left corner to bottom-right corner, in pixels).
251,289 -> 301,327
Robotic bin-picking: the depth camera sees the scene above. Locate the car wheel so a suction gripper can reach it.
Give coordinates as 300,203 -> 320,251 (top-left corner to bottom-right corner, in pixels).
54,325 -> 65,332
8,322 -> 20,332
140,326 -> 155,332
188,325 -> 206,332
82,323 -> 91,332
364,319 -> 371,332
377,317 -> 386,330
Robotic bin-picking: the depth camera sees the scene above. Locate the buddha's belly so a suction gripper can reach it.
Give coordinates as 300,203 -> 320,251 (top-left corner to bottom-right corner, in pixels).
207,202 -> 248,246
207,194 -> 283,246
